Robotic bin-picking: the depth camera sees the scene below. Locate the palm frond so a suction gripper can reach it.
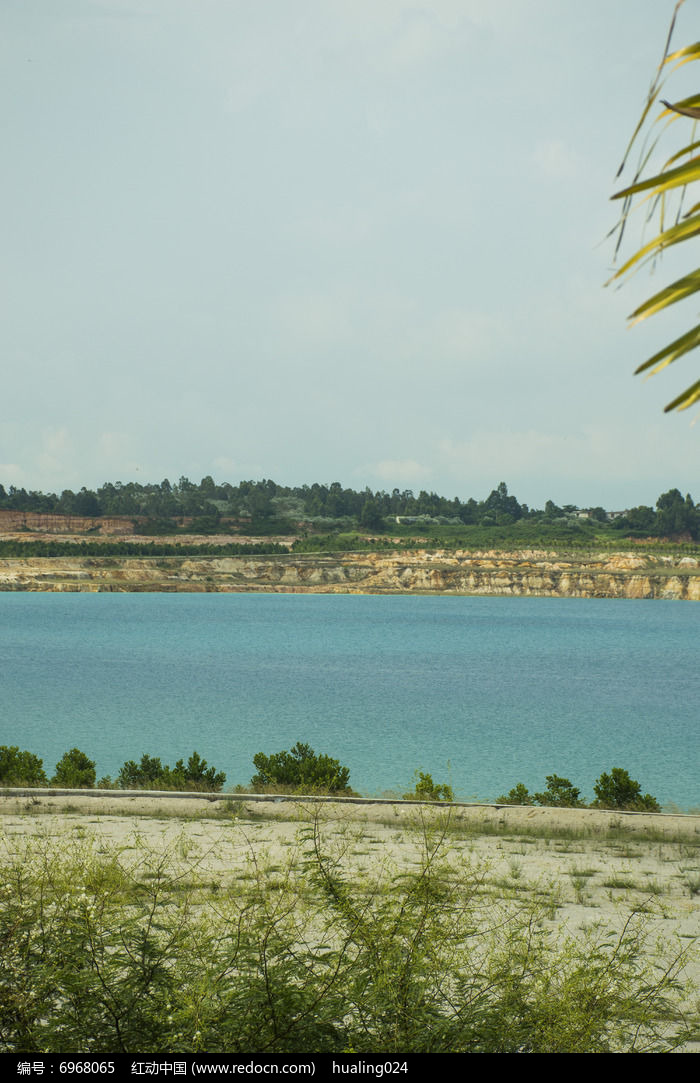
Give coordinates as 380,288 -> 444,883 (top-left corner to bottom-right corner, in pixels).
610,0 -> 700,413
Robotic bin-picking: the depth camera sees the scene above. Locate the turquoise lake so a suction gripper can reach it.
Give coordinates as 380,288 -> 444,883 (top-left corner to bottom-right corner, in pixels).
1,593 -> 698,807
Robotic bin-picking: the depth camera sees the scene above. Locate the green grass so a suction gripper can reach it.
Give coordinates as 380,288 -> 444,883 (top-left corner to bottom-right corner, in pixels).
602,876 -> 640,890
643,880 -> 666,896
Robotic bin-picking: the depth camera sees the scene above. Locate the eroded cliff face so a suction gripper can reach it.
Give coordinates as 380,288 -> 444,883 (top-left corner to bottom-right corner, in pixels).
1,548 -> 699,599
0,510 -> 134,535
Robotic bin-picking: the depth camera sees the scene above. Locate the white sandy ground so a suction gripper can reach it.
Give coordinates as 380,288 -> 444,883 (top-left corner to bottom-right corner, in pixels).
2,791 -> 699,1049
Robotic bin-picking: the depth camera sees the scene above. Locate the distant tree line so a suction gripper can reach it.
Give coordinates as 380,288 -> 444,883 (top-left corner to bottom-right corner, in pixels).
0,477 -> 698,540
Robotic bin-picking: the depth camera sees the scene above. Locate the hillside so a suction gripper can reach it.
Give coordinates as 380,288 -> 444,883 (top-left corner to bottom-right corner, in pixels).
2,546 -> 699,598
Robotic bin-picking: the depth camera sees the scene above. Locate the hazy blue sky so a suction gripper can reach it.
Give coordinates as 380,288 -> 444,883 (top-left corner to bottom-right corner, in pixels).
2,0 -> 698,509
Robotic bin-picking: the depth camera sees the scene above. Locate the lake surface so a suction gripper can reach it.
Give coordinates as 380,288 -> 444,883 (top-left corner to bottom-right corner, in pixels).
1,593 -> 698,807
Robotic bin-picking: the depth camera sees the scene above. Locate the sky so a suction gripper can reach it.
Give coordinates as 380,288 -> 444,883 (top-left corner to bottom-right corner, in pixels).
1,0 -> 699,511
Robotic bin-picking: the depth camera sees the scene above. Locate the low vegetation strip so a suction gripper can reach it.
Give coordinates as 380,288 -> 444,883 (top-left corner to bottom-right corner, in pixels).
0,743 -> 680,819
3,792 -> 699,843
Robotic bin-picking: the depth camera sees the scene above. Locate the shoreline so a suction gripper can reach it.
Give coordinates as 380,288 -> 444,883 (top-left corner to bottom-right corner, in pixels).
4,787 -> 700,837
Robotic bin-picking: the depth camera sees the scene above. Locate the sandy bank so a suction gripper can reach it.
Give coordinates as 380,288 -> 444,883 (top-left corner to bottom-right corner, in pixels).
3,787 -> 699,836
3,790 -> 698,1019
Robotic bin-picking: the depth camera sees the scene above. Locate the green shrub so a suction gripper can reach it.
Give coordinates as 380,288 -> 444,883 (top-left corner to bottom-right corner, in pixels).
117,754 -> 169,789
498,770 -> 660,812
593,768 -> 660,812
251,742 -> 352,794
117,751 -> 225,792
0,746 -> 47,787
497,777 -> 583,808
403,771 -> 454,802
173,750 -> 226,791
533,775 -> 585,808
52,748 -> 96,789
0,816 -> 693,1053
496,783 -> 535,805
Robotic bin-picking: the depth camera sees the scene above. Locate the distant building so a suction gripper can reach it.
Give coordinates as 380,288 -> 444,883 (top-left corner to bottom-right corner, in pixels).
574,508 -> 628,521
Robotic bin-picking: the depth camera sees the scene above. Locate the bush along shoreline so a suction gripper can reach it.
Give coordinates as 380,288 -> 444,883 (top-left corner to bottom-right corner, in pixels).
0,744 -> 678,813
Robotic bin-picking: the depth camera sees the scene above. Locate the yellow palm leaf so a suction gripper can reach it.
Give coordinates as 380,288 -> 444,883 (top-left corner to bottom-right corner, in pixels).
609,0 -> 700,413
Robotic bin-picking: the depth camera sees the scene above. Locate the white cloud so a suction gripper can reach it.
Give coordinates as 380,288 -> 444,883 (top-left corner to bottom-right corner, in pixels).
437,421 -> 694,506
92,432 -> 144,481
275,288 -> 355,351
381,9 -> 457,72
212,456 -> 239,476
531,138 -> 583,181
34,428 -> 74,480
43,427 -> 72,455
0,464 -> 27,486
430,310 -> 505,363
439,431 -> 560,483
97,431 -> 132,459
368,458 -> 433,484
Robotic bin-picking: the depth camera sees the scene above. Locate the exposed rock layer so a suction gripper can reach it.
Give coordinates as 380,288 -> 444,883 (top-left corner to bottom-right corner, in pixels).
0,510 -> 135,535
1,549 -> 699,599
